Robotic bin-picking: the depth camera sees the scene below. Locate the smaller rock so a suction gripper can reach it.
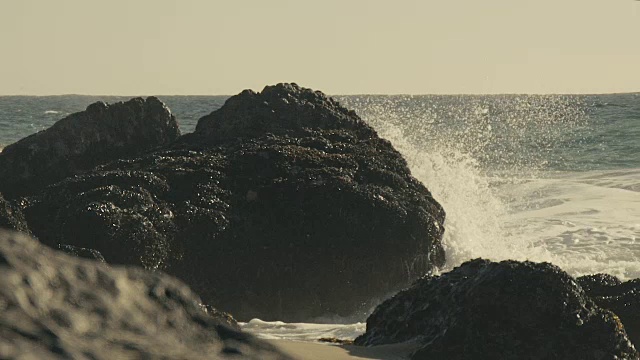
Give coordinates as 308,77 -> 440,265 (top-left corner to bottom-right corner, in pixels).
318,338 -> 354,345
200,304 -> 241,330
356,259 -> 638,360
578,274 -> 640,348
0,97 -> 180,197
577,273 -> 623,295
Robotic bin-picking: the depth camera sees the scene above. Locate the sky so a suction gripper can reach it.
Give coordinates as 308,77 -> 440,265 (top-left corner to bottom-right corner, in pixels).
1,0 -> 639,95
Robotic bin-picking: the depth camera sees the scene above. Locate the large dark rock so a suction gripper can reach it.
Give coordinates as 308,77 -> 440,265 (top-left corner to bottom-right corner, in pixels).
578,274 -> 640,348
355,259 -> 638,360
0,230 -> 290,360
0,97 -> 180,197
22,83 -> 446,321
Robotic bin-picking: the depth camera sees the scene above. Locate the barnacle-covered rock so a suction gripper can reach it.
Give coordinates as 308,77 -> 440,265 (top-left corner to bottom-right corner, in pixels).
21,84 -> 446,322
356,259 -> 638,359
0,97 -> 180,197
578,273 -> 640,348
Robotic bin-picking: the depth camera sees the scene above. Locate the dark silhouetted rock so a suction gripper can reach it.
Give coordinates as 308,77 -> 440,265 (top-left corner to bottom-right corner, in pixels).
578,274 -> 640,349
0,97 -> 180,197
355,259 -> 638,360
23,83 -> 446,322
56,244 -> 106,262
0,230 -> 290,360
577,273 -> 623,294
194,83 -> 373,141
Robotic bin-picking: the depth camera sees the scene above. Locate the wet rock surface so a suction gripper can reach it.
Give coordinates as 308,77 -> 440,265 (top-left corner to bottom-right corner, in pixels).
578,273 -> 640,349
194,83 -> 372,141
200,304 -> 241,331
15,83 -> 445,322
0,193 -> 29,233
0,97 -> 180,197
56,244 -> 107,262
355,259 -> 639,360
0,230 -> 290,360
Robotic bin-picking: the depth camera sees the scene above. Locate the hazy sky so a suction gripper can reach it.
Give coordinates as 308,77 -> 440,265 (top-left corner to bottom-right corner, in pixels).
1,0 -> 639,95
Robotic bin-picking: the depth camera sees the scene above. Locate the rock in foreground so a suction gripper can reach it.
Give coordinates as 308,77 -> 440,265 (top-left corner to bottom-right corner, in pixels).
578,273 -> 640,349
0,97 -> 180,197
22,83 -> 446,321
0,230 -> 290,359
355,259 -> 638,360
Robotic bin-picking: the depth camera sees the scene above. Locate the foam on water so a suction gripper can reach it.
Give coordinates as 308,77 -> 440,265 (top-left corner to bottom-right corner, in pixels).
499,169 -> 640,279
343,95 -> 640,281
240,319 -> 365,341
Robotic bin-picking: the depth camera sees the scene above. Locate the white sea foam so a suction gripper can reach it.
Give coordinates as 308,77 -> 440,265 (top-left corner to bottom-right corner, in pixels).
240,319 -> 365,341
497,169 -> 640,279
352,97 -> 640,281
381,127 -> 640,280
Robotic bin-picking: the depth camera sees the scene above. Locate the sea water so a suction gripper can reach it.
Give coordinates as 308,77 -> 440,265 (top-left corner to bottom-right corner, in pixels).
1,92 -> 638,341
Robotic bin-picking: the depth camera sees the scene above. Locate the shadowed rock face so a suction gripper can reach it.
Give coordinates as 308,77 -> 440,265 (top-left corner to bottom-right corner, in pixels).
20,83 -> 446,321
355,259 -> 638,360
578,274 -> 640,349
0,97 -> 180,197
0,230 -> 290,360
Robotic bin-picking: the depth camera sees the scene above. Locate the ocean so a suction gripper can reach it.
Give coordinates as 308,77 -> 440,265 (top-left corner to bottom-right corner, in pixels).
1,93 -> 639,341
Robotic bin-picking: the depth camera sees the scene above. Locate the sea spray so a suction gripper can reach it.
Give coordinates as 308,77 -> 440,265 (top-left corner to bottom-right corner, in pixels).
359,112 -> 522,271
241,319 -> 365,342
339,95 -> 640,277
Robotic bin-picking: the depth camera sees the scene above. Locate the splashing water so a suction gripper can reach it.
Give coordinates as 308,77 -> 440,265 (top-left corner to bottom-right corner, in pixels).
339,95 -> 640,280
240,319 -> 365,341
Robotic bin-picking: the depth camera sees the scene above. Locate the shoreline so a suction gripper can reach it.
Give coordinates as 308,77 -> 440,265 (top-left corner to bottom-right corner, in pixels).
267,339 -> 419,360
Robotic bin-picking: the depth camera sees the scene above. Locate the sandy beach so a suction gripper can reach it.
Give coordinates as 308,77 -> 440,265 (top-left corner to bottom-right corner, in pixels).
269,340 -> 418,360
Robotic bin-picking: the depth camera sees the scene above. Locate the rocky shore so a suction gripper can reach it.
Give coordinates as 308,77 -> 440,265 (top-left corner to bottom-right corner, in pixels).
355,259 -> 639,359
1,83 -> 639,359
